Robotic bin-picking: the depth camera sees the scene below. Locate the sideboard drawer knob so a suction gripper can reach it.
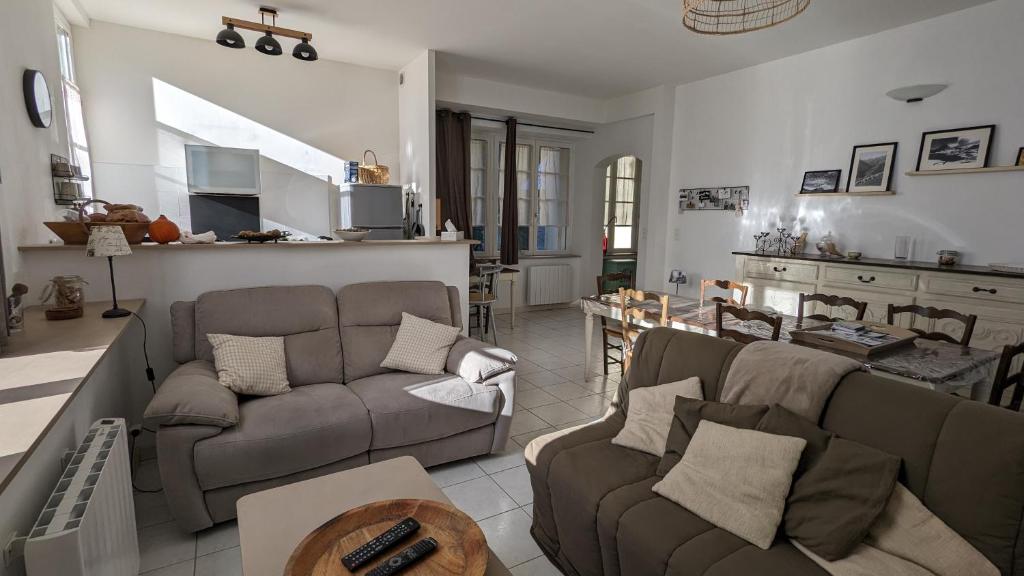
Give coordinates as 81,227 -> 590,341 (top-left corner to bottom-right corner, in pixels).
972,286 -> 998,294
857,275 -> 876,283
772,266 -> 787,273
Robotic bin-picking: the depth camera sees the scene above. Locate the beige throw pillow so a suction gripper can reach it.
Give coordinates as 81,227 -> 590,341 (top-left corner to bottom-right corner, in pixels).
653,420 -> 806,549
612,377 -> 703,456
380,312 -> 461,375
207,334 -> 290,396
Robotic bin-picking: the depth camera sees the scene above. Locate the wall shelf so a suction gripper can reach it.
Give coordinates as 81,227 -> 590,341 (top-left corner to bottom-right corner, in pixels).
906,165 -> 1024,176
794,191 -> 895,197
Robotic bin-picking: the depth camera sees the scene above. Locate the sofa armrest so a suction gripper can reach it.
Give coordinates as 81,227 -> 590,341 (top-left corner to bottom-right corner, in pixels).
446,336 -> 517,384
144,360 -> 239,428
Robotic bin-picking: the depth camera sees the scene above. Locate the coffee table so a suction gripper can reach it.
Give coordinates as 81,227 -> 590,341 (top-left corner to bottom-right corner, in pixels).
237,456 -> 512,576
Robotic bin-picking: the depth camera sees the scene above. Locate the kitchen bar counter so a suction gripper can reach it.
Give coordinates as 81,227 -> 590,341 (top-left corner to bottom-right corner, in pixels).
20,238 -> 479,251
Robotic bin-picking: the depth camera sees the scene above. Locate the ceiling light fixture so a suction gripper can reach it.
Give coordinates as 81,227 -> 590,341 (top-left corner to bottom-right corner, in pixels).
215,23 -> 245,48
886,84 -> 948,103
217,7 -> 317,62
682,0 -> 811,35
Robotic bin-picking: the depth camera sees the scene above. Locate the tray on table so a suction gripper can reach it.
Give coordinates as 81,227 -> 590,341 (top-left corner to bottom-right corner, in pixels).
790,321 -> 918,358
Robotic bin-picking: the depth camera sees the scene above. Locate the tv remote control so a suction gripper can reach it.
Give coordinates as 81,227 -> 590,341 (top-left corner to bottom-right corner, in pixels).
366,538 -> 438,576
341,517 -> 420,572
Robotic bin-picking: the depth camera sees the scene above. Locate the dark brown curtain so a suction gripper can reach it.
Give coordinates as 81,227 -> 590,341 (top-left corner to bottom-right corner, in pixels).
500,118 -> 519,265
435,110 -> 472,236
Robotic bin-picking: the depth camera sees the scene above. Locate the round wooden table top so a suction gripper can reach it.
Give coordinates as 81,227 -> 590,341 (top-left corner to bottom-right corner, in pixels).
284,499 -> 488,576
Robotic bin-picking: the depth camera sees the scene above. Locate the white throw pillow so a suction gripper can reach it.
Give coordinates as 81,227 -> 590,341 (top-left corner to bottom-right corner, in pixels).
611,377 -> 704,456
380,312 -> 461,375
653,420 -> 806,549
207,334 -> 290,396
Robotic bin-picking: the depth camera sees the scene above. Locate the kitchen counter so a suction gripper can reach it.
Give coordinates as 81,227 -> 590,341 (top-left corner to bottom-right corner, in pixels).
19,238 -> 479,251
731,251 -> 1024,279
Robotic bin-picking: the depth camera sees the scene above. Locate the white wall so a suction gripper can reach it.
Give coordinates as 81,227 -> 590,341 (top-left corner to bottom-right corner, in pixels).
437,72 -> 607,125
0,1 -> 70,284
73,21 -> 400,238
399,51 -> 436,233
665,0 -> 1024,296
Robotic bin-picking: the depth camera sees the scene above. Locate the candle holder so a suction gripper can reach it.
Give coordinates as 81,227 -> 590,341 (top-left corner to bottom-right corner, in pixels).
753,232 -> 771,254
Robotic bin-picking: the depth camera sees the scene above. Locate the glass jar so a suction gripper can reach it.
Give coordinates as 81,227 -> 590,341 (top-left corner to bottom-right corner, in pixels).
42,275 -> 88,310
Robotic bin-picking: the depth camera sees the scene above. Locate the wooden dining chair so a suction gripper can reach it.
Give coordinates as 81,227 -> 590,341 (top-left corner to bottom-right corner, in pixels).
469,264 -> 502,345
887,304 -> 978,346
715,302 -> 783,344
989,343 -> 1024,411
700,279 -> 749,307
798,293 -> 868,323
596,272 -> 633,375
618,287 -> 669,373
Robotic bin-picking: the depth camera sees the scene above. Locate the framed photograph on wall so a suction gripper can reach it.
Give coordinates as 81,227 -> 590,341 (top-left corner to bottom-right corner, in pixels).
800,170 -> 841,194
916,125 -> 995,172
847,142 -> 897,193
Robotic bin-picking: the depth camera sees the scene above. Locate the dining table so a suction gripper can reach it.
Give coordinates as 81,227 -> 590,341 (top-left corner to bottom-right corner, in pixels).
581,292 -> 1001,400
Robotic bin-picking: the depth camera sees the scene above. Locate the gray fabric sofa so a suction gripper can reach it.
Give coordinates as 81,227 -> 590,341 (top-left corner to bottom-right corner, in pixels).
527,328 -> 1024,576
145,281 -> 517,532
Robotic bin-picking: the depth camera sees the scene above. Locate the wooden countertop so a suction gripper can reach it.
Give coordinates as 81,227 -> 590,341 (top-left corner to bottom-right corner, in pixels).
0,299 -> 144,493
19,239 -> 479,251
733,251 -> 1024,279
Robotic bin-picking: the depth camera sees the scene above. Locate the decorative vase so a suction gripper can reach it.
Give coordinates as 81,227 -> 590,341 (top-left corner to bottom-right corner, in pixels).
148,215 -> 181,244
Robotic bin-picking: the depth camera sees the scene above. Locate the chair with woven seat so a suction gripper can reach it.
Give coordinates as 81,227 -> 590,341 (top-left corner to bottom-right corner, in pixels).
596,272 -> 633,374
989,343 -> 1024,411
715,302 -> 782,344
887,304 -> 977,346
699,279 -> 749,307
618,287 -> 669,373
469,263 -> 502,344
797,293 -> 868,324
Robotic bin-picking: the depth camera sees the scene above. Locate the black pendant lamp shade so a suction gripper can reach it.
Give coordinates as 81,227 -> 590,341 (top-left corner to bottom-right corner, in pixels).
293,37 -> 318,62
255,31 -> 283,55
216,24 -> 245,48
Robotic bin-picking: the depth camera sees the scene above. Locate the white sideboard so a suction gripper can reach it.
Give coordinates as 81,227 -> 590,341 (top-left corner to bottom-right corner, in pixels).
734,252 -> 1024,354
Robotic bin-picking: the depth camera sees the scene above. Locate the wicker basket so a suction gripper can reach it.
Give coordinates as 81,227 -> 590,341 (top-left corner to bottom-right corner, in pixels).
357,150 -> 390,184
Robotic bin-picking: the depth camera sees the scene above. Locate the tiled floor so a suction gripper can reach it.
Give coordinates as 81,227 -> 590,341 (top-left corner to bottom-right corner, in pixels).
136,306 -> 615,576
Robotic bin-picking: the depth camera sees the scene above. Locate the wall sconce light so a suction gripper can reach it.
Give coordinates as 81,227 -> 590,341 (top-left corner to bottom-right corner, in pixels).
218,7 -> 317,62
886,84 -> 948,103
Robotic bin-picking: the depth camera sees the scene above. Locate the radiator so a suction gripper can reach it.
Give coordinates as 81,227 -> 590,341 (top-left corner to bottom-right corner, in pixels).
25,419 -> 138,576
527,264 -> 574,305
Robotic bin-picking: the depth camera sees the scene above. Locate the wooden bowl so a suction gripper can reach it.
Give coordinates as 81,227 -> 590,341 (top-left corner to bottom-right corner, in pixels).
284,499 -> 487,576
44,222 -> 150,245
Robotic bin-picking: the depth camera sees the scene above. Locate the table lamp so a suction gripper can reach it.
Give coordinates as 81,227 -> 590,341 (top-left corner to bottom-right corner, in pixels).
86,225 -> 132,318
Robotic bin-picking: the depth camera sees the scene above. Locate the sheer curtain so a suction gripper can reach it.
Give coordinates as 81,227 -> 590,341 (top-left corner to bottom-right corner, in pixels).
500,118 -> 519,265
435,110 -> 472,236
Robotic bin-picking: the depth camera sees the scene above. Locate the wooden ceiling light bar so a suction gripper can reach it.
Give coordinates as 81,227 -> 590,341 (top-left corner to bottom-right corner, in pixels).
221,14 -> 312,41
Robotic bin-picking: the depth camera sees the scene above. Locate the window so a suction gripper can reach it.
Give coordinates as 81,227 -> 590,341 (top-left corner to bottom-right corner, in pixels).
604,156 -> 640,254
473,130 -> 572,256
56,20 -> 92,199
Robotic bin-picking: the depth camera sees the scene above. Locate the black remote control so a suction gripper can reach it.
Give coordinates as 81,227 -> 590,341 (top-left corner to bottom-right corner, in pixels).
366,538 -> 438,576
341,517 -> 420,572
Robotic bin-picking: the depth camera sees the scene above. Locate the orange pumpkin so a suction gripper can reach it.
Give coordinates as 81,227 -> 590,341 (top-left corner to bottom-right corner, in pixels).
148,215 -> 181,244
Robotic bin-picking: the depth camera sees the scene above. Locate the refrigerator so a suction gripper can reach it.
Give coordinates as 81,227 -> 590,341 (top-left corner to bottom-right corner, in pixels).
337,184 -> 404,240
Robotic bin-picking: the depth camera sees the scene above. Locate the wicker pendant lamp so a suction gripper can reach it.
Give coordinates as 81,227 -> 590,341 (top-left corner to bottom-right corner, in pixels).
682,0 -> 811,35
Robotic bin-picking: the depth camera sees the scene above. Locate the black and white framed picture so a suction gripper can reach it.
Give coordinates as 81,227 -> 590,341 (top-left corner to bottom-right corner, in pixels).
847,142 -> 897,193
679,186 -> 749,212
916,125 -> 995,171
800,170 -> 841,194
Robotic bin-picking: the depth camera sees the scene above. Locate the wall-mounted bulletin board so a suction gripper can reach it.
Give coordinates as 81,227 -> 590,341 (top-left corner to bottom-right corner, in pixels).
678,186 -> 749,212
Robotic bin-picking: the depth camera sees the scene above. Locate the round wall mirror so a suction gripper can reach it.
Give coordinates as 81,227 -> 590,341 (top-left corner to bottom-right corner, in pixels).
23,69 -> 53,129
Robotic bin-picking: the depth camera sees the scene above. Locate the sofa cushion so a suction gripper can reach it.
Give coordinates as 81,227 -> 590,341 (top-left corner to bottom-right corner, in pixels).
380,313 -> 461,375
596,477 -> 660,576
612,377 -> 703,456
446,336 -> 517,383
548,438 -> 659,576
339,282 -> 455,382
193,286 -> 343,386
347,372 -> 501,449
207,334 -> 290,396
193,383 -> 370,490
658,397 -> 769,476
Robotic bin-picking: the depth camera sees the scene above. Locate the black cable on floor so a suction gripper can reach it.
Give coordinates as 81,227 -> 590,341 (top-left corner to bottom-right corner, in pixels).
129,311 -> 162,493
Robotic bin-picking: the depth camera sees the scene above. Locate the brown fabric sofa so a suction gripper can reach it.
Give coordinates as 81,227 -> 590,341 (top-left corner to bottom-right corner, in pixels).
146,282 -> 517,532
527,328 -> 1024,576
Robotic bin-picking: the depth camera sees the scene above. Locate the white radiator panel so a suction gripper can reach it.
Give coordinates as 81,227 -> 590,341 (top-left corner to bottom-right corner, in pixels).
528,264 -> 574,305
25,419 -> 138,576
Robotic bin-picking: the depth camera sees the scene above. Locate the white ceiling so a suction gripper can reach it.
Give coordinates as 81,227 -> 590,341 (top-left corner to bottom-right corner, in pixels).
77,0 -> 994,99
